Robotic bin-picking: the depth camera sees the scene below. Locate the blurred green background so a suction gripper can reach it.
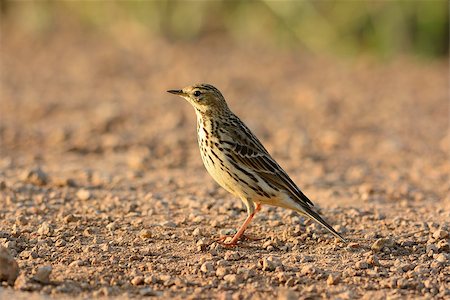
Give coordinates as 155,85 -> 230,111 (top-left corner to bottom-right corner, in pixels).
1,0 -> 448,59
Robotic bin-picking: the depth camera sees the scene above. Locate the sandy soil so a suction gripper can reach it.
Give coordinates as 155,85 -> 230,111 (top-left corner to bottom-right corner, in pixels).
0,25 -> 449,299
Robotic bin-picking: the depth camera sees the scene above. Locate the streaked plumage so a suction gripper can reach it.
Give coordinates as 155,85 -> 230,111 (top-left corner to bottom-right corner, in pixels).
168,83 -> 345,246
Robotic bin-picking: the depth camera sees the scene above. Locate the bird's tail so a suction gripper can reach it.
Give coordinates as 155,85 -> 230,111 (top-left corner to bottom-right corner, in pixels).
294,205 -> 347,243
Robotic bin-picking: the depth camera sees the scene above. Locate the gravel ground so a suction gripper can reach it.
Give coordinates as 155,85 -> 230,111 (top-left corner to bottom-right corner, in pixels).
0,25 -> 449,299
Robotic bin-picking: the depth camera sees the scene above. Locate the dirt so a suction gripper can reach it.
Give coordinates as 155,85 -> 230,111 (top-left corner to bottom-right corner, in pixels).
0,25 -> 449,299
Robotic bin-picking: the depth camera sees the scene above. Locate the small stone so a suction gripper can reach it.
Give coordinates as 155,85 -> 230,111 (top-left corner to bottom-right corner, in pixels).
347,242 -> 360,249
285,277 -> 296,287
64,214 -> 80,223
192,228 -> 202,236
355,261 -> 369,269
16,216 -> 28,226
69,260 -> 83,267
216,267 -> 228,278
366,254 -> 379,266
159,274 -> 172,285
300,264 -> 316,275
433,229 -> 448,240
260,258 -> 275,271
219,228 -> 236,236
55,240 -> 66,247
427,244 -> 438,254
437,239 -> 449,251
140,287 -> 157,296
277,288 -> 297,300
139,229 -> 152,239
260,256 -> 282,272
33,265 -> 52,284
131,276 -> 144,286
0,246 -> 19,285
14,273 -> 40,291
371,238 -> 394,252
196,239 -> 208,252
192,215 -> 205,223
161,221 -> 177,228
223,274 -> 241,284
276,272 -> 288,282
21,167 -> 48,186
144,275 -> 159,284
200,261 -> 214,274
4,241 -> 16,251
435,253 -> 447,264
224,251 -> 240,261
106,222 -> 117,231
37,222 -> 52,236
76,189 -> 91,201
327,274 -> 340,285
337,290 -> 354,299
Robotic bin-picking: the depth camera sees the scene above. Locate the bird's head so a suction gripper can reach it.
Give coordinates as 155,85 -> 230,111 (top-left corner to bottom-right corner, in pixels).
167,83 -> 229,115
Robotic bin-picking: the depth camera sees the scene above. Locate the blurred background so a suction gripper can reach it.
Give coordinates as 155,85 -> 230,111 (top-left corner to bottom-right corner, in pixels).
0,0 -> 448,200
1,0 -> 448,58
1,0 -> 449,58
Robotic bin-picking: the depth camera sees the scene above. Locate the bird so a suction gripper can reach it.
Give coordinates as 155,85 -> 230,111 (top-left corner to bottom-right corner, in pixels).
167,84 -> 346,246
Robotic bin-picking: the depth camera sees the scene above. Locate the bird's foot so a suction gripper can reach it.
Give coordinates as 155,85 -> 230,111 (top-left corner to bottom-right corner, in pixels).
215,233 -> 261,247
215,236 -> 238,248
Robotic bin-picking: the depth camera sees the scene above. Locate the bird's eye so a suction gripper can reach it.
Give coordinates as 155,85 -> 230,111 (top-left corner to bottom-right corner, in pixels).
193,90 -> 201,97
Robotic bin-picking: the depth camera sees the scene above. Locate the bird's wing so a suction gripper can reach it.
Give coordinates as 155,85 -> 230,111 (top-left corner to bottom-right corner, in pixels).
222,121 -> 314,208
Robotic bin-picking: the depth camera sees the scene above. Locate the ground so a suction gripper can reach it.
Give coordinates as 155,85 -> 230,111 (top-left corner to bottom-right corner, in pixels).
0,26 -> 449,299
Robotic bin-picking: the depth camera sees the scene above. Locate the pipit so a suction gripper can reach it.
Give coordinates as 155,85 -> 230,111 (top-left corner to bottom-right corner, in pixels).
168,84 -> 346,246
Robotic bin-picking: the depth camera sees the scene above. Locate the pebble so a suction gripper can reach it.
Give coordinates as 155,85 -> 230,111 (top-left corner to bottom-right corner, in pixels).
426,244 -> 438,254
140,287 -> 158,296
276,272 -> 288,282
223,274 -> 241,284
139,229 -> 152,239
300,264 -> 316,275
33,265 -> 52,284
435,253 -> 447,264
285,277 -> 296,287
224,251 -> 240,261
196,239 -> 208,252
432,229 -> 448,239
37,222 -> 52,236
437,239 -> 449,251
76,189 -> 91,201
192,228 -> 202,236
366,254 -> 379,266
106,222 -> 118,231
161,221 -> 177,228
355,261 -> 369,269
16,216 -> 28,226
0,246 -> 19,285
159,274 -> 172,285
277,289 -> 297,300
260,256 -> 282,272
21,167 -> 48,186
64,214 -> 80,223
14,273 -> 40,291
192,215 -> 205,223
216,267 -> 228,278
327,274 -> 340,285
131,276 -> 144,286
69,260 -> 84,267
200,261 -> 215,274
220,228 -> 236,236
347,242 -> 360,249
371,238 -> 394,252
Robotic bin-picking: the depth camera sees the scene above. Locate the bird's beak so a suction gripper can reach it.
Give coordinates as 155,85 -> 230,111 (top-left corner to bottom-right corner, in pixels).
167,89 -> 185,96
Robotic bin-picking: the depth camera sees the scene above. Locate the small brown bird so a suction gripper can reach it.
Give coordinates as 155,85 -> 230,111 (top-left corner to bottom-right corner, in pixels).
168,84 -> 345,246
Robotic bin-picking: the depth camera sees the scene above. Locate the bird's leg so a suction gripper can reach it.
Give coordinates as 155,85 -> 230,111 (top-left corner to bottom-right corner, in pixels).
218,202 -> 261,247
